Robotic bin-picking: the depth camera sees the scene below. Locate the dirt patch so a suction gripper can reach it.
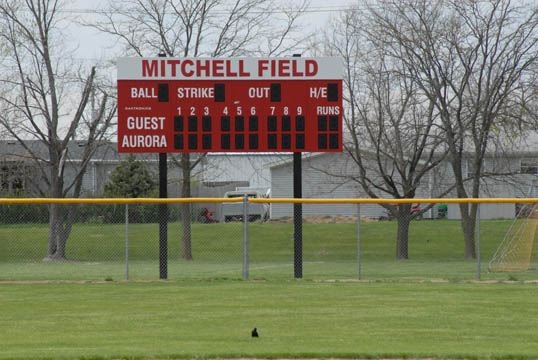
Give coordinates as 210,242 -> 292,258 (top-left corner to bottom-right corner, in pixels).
270,215 -> 376,224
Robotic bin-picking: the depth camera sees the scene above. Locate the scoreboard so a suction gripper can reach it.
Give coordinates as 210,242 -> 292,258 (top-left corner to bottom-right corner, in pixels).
117,57 -> 343,153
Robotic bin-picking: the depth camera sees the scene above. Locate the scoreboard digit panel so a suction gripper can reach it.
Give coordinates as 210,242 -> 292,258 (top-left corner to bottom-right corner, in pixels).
117,57 -> 343,153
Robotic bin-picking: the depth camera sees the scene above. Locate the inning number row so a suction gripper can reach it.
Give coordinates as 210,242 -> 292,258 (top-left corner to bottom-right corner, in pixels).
177,106 -> 305,116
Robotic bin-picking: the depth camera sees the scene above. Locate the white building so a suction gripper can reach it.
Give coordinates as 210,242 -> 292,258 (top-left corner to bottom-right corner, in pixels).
199,153 -> 291,191
269,151 -> 538,220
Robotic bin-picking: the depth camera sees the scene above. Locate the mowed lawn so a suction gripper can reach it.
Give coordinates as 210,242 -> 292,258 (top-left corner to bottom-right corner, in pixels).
2,218 -> 538,359
2,218 -> 538,281
1,280 -> 538,360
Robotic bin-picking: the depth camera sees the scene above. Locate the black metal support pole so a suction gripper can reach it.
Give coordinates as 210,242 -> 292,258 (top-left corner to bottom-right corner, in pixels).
157,51 -> 168,280
158,155 -> 168,280
292,53 -> 303,279
293,151 -> 302,278
159,152 -> 168,279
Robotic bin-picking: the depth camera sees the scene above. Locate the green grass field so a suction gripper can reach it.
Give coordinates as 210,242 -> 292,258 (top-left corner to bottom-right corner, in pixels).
2,218 -> 538,359
1,280 -> 538,360
1,218 -> 538,281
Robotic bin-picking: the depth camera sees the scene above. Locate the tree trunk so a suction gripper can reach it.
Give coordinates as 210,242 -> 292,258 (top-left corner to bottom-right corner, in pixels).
181,153 -> 193,260
44,171 -> 71,261
451,155 -> 477,259
459,202 -> 477,259
46,203 -> 59,259
396,204 -> 411,260
45,203 -> 69,261
44,166 -> 80,262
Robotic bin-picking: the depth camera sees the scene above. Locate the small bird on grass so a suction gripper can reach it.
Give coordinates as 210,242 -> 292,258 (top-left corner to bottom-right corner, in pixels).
251,327 -> 259,337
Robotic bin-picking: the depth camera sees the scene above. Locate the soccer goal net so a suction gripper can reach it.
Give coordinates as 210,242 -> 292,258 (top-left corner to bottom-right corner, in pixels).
488,203 -> 538,272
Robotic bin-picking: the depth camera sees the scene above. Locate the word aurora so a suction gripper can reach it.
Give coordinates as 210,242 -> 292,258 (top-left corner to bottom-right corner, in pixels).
121,134 -> 167,148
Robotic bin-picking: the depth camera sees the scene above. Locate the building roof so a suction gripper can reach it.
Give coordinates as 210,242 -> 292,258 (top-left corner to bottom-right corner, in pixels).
269,149 -> 538,171
0,140 -> 296,164
0,140 -> 122,162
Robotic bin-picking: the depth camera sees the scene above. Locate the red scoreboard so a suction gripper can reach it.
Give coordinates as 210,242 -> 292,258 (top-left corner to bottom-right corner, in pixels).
117,57 -> 343,153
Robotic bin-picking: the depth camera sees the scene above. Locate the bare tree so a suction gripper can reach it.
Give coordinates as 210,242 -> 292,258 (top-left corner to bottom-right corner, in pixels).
0,0 -> 116,261
364,0 -> 538,259
90,0 -> 309,260
318,8 -> 449,259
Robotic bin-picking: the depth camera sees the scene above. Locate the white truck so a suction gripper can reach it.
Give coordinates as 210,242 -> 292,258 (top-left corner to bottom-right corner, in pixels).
220,188 -> 270,222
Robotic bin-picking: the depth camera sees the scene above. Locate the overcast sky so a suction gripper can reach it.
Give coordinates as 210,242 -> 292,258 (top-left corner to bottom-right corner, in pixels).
68,0 -> 356,62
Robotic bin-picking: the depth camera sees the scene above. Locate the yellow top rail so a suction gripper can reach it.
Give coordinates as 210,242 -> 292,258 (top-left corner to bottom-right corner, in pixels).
249,197 -> 538,204
0,197 -> 243,204
0,197 -> 536,204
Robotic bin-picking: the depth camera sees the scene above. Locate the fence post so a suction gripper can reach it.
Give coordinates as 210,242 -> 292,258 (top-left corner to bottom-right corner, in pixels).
242,195 -> 249,280
477,203 -> 481,281
125,203 -> 129,281
357,203 -> 361,280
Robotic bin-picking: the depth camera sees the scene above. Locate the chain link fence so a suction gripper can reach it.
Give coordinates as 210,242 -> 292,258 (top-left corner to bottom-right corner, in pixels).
1,198 -> 538,281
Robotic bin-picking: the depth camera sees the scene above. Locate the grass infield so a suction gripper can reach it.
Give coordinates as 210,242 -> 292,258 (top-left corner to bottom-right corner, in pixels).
1,280 -> 538,360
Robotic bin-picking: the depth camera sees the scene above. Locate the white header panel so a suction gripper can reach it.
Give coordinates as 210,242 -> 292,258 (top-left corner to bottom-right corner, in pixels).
117,57 -> 343,80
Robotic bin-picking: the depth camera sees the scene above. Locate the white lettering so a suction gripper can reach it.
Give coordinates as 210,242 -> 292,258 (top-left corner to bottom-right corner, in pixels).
309,87 -> 327,99
316,106 -> 340,115
131,87 -> 157,98
121,135 -> 167,148
177,87 -> 215,99
248,87 -> 270,98
126,117 -> 165,130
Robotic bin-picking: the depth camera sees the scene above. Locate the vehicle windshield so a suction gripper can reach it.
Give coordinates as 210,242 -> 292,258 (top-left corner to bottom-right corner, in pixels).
227,193 -> 258,198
